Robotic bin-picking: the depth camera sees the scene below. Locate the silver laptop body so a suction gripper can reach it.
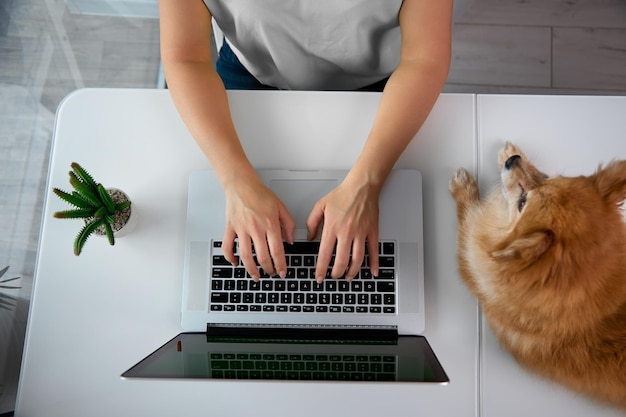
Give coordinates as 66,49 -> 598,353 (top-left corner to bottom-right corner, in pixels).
181,169 -> 425,336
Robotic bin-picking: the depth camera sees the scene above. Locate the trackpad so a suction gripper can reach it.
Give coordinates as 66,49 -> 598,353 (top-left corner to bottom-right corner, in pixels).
270,179 -> 337,230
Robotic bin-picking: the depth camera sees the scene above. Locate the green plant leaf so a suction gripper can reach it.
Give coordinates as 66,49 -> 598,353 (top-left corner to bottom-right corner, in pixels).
70,191 -> 97,208
71,162 -> 98,190
53,188 -> 95,209
69,172 -> 101,207
104,222 -> 115,246
115,200 -> 131,211
93,206 -> 108,219
53,208 -> 96,219
98,184 -> 115,214
74,218 -> 105,256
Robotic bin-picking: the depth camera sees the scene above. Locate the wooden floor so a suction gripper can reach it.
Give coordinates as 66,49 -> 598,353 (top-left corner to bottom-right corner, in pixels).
0,0 -> 625,413
446,0 -> 626,94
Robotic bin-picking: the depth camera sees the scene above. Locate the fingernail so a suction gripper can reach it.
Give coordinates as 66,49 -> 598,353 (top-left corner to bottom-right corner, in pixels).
316,276 -> 324,284
252,275 -> 260,282
279,270 -> 286,279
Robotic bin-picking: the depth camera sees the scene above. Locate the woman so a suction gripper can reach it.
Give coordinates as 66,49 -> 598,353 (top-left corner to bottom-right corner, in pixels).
159,0 -> 452,283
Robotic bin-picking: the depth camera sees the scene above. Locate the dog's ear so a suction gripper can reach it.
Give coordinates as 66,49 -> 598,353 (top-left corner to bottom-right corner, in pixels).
491,230 -> 554,263
592,160 -> 626,205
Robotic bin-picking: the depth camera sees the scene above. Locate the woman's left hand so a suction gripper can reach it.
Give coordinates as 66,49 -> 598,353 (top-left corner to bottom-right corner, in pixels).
306,176 -> 381,283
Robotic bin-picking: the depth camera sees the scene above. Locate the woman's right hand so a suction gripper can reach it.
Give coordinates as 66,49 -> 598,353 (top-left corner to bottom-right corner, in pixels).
221,175 -> 295,281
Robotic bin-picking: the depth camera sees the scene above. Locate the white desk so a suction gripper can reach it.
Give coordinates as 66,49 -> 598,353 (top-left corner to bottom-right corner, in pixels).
16,89 -> 478,417
477,95 -> 626,417
15,89 -> 626,416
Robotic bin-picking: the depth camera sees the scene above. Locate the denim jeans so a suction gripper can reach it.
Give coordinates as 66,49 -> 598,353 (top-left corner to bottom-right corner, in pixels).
215,41 -> 389,92
216,42 -> 277,90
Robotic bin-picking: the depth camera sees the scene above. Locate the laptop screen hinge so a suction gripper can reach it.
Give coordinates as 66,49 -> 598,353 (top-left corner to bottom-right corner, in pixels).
206,323 -> 398,342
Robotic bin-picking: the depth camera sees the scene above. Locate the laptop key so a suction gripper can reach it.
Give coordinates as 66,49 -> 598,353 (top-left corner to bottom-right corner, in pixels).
283,241 -> 320,254
382,242 -> 395,255
376,282 -> 395,292
212,255 -> 231,266
212,268 -> 233,278
379,256 -> 395,267
376,269 -> 395,279
211,292 -> 228,303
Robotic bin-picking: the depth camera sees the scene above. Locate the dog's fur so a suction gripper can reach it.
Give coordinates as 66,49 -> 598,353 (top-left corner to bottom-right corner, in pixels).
449,142 -> 626,409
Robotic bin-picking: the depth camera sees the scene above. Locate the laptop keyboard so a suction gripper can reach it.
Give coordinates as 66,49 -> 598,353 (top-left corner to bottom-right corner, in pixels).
208,352 -> 397,381
209,241 -> 397,314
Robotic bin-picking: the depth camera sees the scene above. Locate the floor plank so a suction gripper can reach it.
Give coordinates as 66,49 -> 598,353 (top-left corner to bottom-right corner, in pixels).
458,0 -> 626,29
553,27 -> 626,91
449,24 -> 552,87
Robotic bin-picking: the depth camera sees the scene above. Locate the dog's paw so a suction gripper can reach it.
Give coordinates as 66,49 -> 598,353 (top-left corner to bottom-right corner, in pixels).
450,168 -> 480,203
498,142 -> 527,170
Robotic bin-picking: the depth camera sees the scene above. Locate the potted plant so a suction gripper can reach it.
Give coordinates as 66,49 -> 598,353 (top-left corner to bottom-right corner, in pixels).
53,162 -> 133,255
0,266 -> 20,312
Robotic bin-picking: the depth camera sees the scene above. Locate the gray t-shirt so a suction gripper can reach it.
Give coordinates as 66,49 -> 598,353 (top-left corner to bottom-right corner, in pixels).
203,0 -> 403,90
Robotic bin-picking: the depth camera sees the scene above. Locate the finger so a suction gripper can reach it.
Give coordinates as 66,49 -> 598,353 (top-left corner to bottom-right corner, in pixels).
221,228 -> 238,266
367,236 -> 379,277
331,238 -> 351,279
253,236 -> 276,278
306,202 -> 324,241
346,240 -> 365,282
267,226 -> 287,278
238,235 -> 260,281
279,204 -> 296,244
315,234 -> 335,283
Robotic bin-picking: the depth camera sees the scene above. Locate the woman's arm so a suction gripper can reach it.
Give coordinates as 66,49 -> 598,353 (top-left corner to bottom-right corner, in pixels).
307,0 -> 453,282
159,0 -> 294,280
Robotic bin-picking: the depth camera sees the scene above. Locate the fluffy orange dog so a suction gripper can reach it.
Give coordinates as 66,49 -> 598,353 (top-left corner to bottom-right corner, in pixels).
449,142 -> 626,409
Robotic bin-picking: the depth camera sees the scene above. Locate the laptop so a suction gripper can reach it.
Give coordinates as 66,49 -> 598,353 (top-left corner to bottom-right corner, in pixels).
122,169 -> 448,383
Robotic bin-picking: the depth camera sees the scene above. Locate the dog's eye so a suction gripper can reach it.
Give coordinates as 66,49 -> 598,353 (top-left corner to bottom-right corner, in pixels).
517,194 -> 527,212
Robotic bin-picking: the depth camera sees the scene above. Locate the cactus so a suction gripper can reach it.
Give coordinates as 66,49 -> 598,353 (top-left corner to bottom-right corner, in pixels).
53,162 -> 131,255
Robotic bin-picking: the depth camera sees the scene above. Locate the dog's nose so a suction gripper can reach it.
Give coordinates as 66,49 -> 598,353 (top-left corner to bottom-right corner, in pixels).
504,155 -> 522,170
